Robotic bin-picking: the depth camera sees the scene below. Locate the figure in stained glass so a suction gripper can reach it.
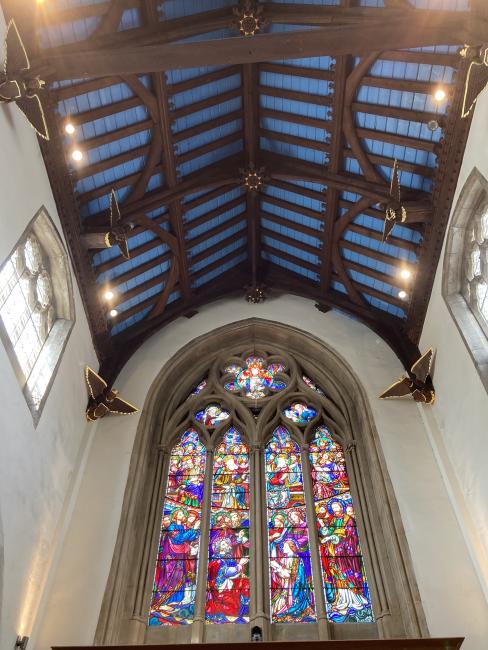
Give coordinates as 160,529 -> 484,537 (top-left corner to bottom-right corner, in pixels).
195,404 -> 230,427
224,355 -> 287,398
265,426 -> 316,623
150,429 -> 206,626
284,402 -> 317,425
206,427 -> 250,624
309,426 -> 373,623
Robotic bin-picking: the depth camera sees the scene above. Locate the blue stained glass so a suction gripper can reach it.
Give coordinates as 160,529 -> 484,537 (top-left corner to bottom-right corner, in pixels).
309,426 -> 374,624
206,427 -> 250,624
190,378 -> 207,396
149,429 -> 206,626
195,404 -> 230,427
284,402 -> 318,424
265,426 -> 316,623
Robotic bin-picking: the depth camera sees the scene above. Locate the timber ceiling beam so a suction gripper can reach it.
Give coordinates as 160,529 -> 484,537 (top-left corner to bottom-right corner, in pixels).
262,152 -> 432,214
35,12 -> 469,80
262,265 -> 421,369
141,0 -> 192,307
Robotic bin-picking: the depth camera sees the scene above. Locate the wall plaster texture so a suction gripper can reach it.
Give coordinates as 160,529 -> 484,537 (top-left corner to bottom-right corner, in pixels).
0,10 -> 99,650
420,87 -> 488,604
36,295 -> 488,650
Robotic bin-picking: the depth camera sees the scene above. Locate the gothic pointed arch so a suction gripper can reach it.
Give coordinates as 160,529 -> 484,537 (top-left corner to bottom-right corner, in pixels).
95,319 -> 428,645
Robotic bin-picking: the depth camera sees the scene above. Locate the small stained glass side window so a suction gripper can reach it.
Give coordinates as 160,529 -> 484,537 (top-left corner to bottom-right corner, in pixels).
0,234 -> 56,406
463,205 -> 488,337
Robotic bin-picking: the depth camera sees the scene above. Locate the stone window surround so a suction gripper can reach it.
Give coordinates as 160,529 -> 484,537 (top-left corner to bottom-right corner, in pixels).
95,320 -> 427,646
0,206 -> 75,424
442,167 -> 488,393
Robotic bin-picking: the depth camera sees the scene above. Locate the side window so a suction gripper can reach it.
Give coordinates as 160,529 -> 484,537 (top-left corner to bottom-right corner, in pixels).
462,204 -> 488,338
443,168 -> 488,392
0,208 -> 74,422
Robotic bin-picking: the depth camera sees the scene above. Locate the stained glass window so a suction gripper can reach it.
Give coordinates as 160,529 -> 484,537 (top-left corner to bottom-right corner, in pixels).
149,428 -> 206,625
265,426 -> 316,623
224,356 -> 287,398
303,375 -> 325,396
284,402 -> 317,425
195,404 -> 230,427
309,426 -> 373,623
206,427 -> 250,623
190,378 -> 207,397
149,351 -> 379,632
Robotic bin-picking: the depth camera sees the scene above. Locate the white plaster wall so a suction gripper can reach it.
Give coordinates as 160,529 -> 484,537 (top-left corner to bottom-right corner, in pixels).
0,11 -> 99,650
420,88 -> 488,600
37,296 -> 488,650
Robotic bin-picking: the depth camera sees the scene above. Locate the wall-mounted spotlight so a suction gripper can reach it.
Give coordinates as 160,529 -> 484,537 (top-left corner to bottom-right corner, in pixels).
400,269 -> 411,280
15,637 -> 29,650
398,290 -> 408,300
109,308 -> 118,318
104,290 -> 114,301
427,119 -> 439,132
64,122 -> 76,135
71,149 -> 83,162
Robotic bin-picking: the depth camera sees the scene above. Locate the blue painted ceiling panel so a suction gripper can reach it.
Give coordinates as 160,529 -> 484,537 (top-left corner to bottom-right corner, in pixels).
36,0 -> 471,335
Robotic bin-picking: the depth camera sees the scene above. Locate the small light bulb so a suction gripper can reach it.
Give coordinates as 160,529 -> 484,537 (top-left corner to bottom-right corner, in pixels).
400,269 -> 411,280
398,290 -> 408,300
109,308 -> 118,318
434,88 -> 446,102
104,290 -> 114,301
64,122 -> 75,135
72,149 -> 83,162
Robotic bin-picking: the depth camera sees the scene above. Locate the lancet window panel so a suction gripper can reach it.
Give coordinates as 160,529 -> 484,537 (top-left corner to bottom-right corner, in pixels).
148,346 -> 377,636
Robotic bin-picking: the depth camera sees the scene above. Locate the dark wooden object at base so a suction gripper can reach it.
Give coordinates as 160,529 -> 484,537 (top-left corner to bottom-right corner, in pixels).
52,639 -> 464,650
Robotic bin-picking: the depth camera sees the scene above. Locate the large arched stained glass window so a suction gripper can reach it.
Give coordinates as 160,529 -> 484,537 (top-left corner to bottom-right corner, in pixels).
149,428 -> 206,625
206,427 -> 250,623
309,426 -> 373,623
265,425 -> 316,623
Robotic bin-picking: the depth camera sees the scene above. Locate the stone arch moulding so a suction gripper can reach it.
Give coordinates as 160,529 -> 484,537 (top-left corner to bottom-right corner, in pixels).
442,167 -> 488,393
95,319 -> 428,645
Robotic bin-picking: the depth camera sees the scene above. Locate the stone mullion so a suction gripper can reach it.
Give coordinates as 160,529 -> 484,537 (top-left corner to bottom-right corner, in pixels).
191,448 -> 214,642
259,444 -> 273,638
250,444 -> 267,634
344,442 -> 391,636
300,443 -> 330,640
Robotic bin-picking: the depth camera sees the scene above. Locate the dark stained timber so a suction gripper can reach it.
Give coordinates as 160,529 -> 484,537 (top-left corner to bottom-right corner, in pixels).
0,0 -> 476,378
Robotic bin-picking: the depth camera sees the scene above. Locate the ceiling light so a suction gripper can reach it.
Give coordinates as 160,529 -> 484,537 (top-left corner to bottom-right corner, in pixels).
398,290 -> 408,300
104,290 -> 114,301
64,122 -> 76,135
71,149 -> 83,162
109,309 -> 118,318
434,88 -> 447,102
400,269 -> 411,280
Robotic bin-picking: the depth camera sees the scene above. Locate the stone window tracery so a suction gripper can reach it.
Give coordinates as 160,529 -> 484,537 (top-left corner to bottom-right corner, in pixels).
149,348 -> 373,633
0,208 -> 74,421
442,168 -> 488,392
463,204 -> 488,337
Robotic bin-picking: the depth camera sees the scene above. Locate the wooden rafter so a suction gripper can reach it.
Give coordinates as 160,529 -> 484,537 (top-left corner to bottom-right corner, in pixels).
2,0 -> 479,375
34,12 -> 470,79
